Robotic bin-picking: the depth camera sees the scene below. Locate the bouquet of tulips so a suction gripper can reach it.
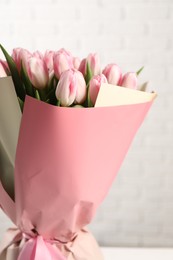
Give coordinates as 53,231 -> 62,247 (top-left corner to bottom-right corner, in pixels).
0,45 -> 156,260
0,46 -> 147,110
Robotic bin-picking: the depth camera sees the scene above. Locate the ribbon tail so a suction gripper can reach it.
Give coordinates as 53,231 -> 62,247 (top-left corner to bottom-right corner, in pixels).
18,236 -> 66,260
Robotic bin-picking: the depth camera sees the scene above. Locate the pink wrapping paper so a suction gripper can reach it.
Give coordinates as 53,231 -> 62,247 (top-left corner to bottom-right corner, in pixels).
0,91 -> 155,259
15,96 -> 153,239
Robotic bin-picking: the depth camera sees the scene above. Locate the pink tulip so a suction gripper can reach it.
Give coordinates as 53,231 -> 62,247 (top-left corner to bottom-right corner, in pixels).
120,72 -> 138,89
53,48 -> 74,79
79,53 -> 101,77
89,74 -> 107,105
33,50 -> 44,59
44,50 -> 55,81
78,58 -> 86,75
73,57 -> 81,70
12,48 -> 31,72
87,53 -> 101,75
26,57 -> 49,89
12,48 -> 22,70
0,60 -> 7,77
44,50 -> 55,72
102,63 -> 122,85
55,69 -> 87,106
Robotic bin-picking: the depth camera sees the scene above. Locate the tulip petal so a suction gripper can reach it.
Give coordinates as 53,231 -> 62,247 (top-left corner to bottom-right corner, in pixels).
0,44 -> 25,101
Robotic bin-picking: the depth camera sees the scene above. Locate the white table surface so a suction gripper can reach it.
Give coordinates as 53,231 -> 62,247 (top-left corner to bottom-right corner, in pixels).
101,247 -> 173,260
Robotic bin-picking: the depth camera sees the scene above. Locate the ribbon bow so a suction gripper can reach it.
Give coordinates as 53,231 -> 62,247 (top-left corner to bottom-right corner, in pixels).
0,228 -> 67,260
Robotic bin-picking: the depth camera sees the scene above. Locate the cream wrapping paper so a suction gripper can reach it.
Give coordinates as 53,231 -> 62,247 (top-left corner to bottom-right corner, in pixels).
0,77 -> 21,197
0,77 -> 21,200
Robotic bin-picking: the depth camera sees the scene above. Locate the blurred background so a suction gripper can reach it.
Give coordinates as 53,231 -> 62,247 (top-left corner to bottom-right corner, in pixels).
0,0 -> 173,247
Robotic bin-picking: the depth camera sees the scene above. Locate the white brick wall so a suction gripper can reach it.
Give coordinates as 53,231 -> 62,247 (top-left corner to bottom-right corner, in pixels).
0,0 -> 173,247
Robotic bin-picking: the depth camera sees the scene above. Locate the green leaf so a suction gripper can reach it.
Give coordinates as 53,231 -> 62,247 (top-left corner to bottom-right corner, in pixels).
87,84 -> 94,107
45,87 -> 57,105
0,44 -> 26,101
136,66 -> 144,76
48,75 -> 58,89
85,62 -> 93,85
18,97 -> 24,112
56,99 -> 60,106
38,89 -> 48,101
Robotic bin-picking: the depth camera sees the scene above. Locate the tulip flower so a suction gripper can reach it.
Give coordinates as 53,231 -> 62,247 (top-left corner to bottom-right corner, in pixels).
78,58 -> 86,76
0,60 -> 7,77
43,50 -> 55,82
73,57 -> 81,70
102,63 -> 122,86
53,48 -> 74,79
88,74 -> 107,105
33,50 -> 44,59
26,57 -> 49,89
12,48 -> 31,72
120,72 -> 138,89
55,69 -> 87,106
12,48 -> 22,70
79,53 -> 101,77
44,50 -> 55,72
87,53 -> 101,75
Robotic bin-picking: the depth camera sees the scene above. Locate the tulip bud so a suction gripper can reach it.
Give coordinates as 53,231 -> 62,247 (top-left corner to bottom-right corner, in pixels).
26,57 -> 49,89
120,72 -> 138,89
0,60 -> 7,77
33,50 -> 44,59
87,53 -> 101,75
73,57 -> 81,70
53,48 -> 74,79
79,53 -> 101,77
55,69 -> 87,107
102,63 -> 122,86
12,48 -> 31,72
44,50 -> 55,73
78,58 -> 86,75
89,74 -> 107,105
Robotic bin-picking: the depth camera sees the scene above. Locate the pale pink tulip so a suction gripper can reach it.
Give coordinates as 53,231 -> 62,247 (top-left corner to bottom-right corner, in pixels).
78,58 -> 86,75
79,53 -> 101,77
73,57 -> 81,70
120,72 -> 138,89
12,48 -> 22,70
44,50 -> 55,81
87,53 -> 101,75
102,63 -> 122,85
89,74 -> 107,105
26,57 -> 49,89
12,48 -> 31,72
0,60 -> 7,77
55,69 -> 87,106
53,48 -> 74,79
44,50 -> 55,72
33,50 -> 44,59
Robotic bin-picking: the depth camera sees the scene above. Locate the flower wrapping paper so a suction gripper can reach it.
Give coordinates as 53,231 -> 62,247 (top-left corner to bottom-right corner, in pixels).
0,77 -> 156,260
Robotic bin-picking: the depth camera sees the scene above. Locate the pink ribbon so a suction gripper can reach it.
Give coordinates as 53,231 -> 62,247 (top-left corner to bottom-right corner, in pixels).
0,228 -> 67,260
18,234 -> 67,260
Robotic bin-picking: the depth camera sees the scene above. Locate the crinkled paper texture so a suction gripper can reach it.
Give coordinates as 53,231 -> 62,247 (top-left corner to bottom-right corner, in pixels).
0,228 -> 104,260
